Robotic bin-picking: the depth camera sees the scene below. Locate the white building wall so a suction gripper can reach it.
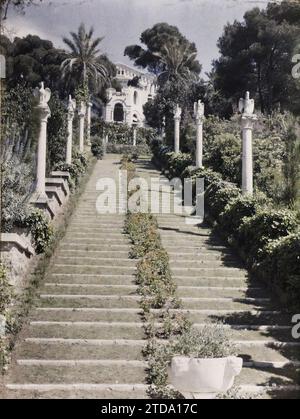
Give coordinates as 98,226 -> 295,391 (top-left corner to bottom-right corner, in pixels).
104,63 -> 156,127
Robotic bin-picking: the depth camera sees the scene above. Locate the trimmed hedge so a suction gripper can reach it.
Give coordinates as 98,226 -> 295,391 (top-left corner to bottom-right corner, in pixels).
151,142 -> 300,310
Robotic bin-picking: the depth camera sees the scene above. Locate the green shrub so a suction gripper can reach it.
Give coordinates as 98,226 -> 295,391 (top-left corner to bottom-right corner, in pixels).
55,151 -> 89,190
255,233 -> 300,310
205,180 -> 240,222
91,136 -> 104,160
237,209 -> 298,265
22,209 -> 54,254
107,143 -> 150,155
219,193 -> 270,236
167,152 -> 193,178
0,265 -> 12,315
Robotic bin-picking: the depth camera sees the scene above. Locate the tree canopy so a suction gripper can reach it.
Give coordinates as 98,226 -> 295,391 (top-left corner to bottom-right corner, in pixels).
212,1 -> 300,115
124,23 -> 201,81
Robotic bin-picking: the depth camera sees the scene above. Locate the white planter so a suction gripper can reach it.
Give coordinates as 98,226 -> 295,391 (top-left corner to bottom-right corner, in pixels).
170,356 -> 243,399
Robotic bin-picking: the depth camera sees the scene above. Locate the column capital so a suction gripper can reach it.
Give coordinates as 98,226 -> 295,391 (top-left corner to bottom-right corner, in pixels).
38,104 -> 51,123
173,104 -> 182,120
241,113 -> 257,130
67,95 -> 76,121
78,101 -> 87,118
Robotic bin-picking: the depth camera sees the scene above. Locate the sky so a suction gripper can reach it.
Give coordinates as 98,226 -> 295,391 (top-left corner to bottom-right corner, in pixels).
6,0 -> 272,76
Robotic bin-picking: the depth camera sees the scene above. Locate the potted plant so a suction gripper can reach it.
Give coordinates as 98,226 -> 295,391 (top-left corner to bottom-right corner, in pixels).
169,325 -> 243,399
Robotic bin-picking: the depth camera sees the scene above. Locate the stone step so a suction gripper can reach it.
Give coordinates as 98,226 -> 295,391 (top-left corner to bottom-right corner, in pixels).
64,233 -> 127,240
238,344 -> 300,366
56,250 -> 130,259
50,265 -> 136,275
177,286 -> 267,299
42,284 -> 137,296
168,252 -> 234,261
27,322 -> 145,340
181,298 -> 271,311
3,384 -> 148,399
61,238 -> 130,245
48,273 -> 136,285
7,361 -> 147,384
53,258 -> 136,267
191,324 -> 295,343
164,245 -> 229,252
171,260 -> 242,268
38,295 -> 140,309
30,308 -> 142,322
235,366 -> 299,387
171,267 -> 247,278
14,339 -> 145,361
177,309 -> 291,326
59,244 -> 130,251
174,276 -> 249,287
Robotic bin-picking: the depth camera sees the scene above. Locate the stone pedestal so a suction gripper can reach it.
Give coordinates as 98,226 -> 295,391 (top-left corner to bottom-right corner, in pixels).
33,82 -> 51,200
194,101 -> 205,169
174,105 -> 182,154
239,92 -> 257,196
78,101 -> 86,153
87,101 -> 92,146
133,127 -> 137,146
66,95 -> 76,164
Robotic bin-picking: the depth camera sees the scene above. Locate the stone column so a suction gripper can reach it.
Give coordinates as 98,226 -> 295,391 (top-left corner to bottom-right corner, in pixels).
173,105 -> 182,154
239,92 -> 257,195
161,116 -> 166,144
66,95 -> 76,165
78,101 -> 86,153
86,101 -> 92,146
33,82 -> 51,199
194,100 -> 205,169
133,127 -> 137,146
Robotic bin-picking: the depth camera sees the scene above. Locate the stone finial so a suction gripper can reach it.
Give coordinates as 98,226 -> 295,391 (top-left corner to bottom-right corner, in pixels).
34,82 -> 51,108
174,104 -> 182,119
194,100 -> 205,121
239,91 -> 255,116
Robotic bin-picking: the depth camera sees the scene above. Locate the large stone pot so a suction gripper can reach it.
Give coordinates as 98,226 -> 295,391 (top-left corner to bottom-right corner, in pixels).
170,356 -> 243,399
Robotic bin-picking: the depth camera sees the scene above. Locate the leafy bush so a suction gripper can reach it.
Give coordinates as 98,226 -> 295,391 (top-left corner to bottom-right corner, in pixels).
106,143 -> 150,155
205,179 -> 240,222
91,136 -> 104,159
254,233 -> 300,310
92,121 -> 155,146
22,209 -> 54,254
204,133 -> 241,183
0,265 -> 12,315
55,151 -> 89,190
237,209 -> 298,265
1,156 -> 33,232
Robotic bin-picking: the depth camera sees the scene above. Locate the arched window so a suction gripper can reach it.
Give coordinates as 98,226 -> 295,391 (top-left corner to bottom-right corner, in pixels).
113,103 -> 124,122
133,91 -> 138,105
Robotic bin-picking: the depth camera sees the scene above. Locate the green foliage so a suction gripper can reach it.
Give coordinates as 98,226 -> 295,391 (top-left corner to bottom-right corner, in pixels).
91,136 -> 104,160
47,93 -> 69,171
55,151 -> 89,190
254,233 -> 300,310
212,1 -> 300,114
0,265 -> 12,315
92,121 -> 155,146
124,22 -> 201,78
237,209 -> 298,265
205,133 -> 241,183
23,209 -> 54,254
1,155 -> 33,232
106,143 -> 150,155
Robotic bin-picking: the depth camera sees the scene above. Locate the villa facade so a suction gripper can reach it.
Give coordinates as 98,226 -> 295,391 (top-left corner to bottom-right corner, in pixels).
103,63 -> 156,127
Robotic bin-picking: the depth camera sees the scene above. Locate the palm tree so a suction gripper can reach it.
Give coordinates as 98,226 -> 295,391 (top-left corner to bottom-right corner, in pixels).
61,23 -> 109,91
153,39 -> 199,85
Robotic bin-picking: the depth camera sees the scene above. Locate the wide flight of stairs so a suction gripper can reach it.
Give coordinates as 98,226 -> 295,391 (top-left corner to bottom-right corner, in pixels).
2,155 -> 300,399
2,156 -> 148,399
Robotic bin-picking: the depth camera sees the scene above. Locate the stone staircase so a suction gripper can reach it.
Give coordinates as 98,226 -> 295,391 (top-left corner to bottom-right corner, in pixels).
2,155 -> 300,399
2,156 -> 148,399
136,158 -> 300,399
